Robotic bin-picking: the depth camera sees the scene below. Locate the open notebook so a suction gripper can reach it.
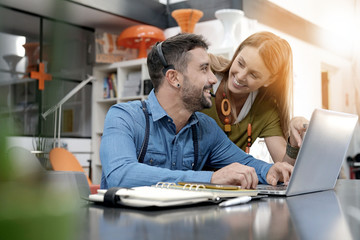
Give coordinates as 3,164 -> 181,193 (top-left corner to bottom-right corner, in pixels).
256,108 -> 358,196
88,182 -> 258,207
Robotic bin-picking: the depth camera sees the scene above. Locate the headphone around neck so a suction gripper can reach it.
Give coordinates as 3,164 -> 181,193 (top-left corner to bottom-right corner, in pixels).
156,41 -> 175,75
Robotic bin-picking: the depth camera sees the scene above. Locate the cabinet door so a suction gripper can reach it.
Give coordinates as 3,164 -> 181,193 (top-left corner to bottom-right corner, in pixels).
0,8 -> 40,136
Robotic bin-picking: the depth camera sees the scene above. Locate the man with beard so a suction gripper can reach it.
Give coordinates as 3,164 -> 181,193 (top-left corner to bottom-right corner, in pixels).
100,33 -> 293,189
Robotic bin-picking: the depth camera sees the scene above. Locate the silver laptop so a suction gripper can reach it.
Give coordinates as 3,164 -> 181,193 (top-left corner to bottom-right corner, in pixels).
257,108 -> 358,196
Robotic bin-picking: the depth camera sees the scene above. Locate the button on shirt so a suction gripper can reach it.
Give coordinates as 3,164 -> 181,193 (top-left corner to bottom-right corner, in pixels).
100,90 -> 272,189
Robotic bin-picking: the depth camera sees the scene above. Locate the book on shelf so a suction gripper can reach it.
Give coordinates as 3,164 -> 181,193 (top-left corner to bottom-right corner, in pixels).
103,76 -> 109,98
110,73 -> 117,98
108,75 -> 114,98
88,182 -> 258,208
103,73 -> 117,99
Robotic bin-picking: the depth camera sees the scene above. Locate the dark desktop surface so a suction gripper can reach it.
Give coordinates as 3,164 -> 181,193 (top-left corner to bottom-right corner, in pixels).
76,179 -> 360,240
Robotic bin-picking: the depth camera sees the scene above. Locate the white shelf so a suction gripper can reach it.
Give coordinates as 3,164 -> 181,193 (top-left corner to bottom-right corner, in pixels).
96,98 -> 117,103
0,77 -> 36,86
91,58 -> 150,184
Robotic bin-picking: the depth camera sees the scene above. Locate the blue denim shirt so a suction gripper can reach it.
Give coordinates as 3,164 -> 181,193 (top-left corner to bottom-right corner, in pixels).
100,90 -> 272,188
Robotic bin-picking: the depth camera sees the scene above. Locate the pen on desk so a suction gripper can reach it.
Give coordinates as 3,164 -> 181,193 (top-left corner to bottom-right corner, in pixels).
219,196 -> 252,207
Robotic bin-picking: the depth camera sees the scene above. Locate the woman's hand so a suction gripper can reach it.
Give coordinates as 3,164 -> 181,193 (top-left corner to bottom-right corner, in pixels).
289,117 -> 309,147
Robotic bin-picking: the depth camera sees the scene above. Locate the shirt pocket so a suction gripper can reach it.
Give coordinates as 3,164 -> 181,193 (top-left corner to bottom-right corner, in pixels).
143,151 -> 167,167
182,154 -> 195,170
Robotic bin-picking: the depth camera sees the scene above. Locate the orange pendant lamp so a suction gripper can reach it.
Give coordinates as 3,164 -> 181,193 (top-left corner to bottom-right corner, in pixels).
116,25 -> 165,59
171,9 -> 203,33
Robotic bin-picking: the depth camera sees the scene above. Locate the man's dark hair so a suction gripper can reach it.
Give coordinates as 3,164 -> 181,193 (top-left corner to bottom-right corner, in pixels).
147,33 -> 209,92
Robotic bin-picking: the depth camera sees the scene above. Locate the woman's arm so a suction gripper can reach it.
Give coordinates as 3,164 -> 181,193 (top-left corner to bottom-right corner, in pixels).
264,136 -> 288,163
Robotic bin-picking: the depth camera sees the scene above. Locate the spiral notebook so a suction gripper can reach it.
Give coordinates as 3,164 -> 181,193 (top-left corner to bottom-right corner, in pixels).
88,182 -> 258,208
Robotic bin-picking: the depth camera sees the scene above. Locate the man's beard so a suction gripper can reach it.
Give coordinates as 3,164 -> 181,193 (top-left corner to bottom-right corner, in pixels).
181,75 -> 212,112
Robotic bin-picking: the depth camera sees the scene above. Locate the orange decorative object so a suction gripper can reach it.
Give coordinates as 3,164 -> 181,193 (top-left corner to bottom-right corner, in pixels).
23,42 -> 40,75
221,98 -> 231,116
116,25 -> 165,59
245,123 -> 252,154
171,9 -> 204,33
221,96 -> 232,133
30,62 -> 52,90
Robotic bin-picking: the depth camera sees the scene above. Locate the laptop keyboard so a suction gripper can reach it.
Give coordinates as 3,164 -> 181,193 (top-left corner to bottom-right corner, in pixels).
257,185 -> 287,191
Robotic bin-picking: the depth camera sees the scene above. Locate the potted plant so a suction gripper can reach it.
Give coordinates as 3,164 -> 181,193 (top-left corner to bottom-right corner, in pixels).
32,134 -> 51,170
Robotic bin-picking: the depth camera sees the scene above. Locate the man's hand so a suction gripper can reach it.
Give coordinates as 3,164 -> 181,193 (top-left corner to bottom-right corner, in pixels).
210,163 -> 258,189
289,117 -> 309,147
266,162 -> 294,186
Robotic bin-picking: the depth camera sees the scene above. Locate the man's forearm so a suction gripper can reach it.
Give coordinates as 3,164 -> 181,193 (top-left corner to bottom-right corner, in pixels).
102,161 -> 213,188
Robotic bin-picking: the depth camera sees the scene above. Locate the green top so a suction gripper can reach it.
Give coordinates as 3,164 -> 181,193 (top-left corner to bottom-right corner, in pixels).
201,95 -> 283,152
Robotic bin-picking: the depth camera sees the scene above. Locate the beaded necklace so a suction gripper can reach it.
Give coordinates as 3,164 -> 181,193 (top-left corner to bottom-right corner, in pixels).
220,83 -> 253,154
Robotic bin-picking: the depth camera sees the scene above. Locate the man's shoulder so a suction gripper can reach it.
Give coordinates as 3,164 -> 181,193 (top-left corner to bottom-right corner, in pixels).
111,100 -> 142,112
107,100 -> 143,119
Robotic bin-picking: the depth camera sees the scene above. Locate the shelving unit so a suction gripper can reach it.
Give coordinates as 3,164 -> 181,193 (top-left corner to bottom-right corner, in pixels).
91,58 -> 150,183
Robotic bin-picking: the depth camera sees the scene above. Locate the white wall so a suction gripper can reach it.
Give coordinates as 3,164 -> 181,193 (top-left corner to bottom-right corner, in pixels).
268,0 -> 360,159
268,0 -> 357,36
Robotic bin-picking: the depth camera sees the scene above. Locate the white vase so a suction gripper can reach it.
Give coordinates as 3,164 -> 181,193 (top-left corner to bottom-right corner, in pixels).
2,54 -> 23,78
215,9 -> 244,48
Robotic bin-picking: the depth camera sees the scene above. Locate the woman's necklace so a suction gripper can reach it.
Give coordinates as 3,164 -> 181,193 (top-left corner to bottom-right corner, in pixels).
245,92 -> 254,154
220,83 -> 232,133
220,82 -> 254,154
245,123 -> 252,154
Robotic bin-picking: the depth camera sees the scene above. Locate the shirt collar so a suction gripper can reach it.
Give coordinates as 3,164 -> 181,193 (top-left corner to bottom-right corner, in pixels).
146,89 -> 199,126
147,90 -> 168,121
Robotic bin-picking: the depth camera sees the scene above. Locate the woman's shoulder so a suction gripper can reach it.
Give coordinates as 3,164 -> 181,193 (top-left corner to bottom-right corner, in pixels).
253,95 -> 277,110
252,95 -> 279,119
